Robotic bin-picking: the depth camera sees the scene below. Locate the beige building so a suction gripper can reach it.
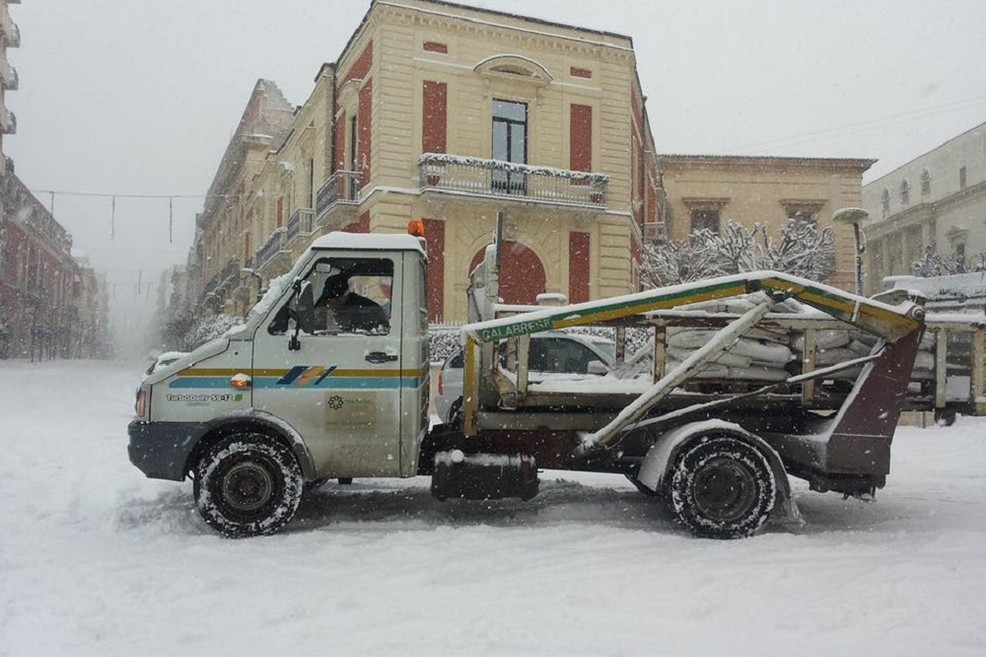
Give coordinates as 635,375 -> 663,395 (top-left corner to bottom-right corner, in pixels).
861,122 -> 986,293
657,154 -> 876,292
184,0 -> 663,323
190,79 -> 296,317
0,0 -> 107,359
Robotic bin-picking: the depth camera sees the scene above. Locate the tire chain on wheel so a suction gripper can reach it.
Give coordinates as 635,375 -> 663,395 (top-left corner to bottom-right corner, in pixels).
668,434 -> 776,539
194,433 -> 303,537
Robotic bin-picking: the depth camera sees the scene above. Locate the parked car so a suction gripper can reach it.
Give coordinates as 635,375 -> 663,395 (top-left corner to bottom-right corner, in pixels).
435,331 -> 616,427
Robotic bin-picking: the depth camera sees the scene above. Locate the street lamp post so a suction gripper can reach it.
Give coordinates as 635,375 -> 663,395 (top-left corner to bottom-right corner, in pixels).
833,207 -> 870,296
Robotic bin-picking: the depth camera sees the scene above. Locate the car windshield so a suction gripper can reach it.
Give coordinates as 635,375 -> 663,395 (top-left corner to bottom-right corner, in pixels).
587,339 -> 616,363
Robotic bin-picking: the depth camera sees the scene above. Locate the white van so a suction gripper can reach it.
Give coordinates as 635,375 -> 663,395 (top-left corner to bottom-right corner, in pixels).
129,232 -> 429,536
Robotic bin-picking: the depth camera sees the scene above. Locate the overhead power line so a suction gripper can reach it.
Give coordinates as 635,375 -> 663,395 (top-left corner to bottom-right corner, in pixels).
26,189 -> 215,245
723,95 -> 986,154
29,190 -> 208,199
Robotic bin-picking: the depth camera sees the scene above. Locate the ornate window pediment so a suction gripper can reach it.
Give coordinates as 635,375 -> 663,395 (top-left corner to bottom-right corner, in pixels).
474,55 -> 553,85
682,197 -> 730,211
946,225 -> 968,243
779,198 -> 826,223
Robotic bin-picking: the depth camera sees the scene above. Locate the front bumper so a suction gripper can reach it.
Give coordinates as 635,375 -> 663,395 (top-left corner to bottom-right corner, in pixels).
127,419 -> 209,481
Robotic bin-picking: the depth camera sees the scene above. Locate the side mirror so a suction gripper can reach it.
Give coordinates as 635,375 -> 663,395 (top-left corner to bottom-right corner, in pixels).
288,280 -> 316,351
296,280 -> 316,333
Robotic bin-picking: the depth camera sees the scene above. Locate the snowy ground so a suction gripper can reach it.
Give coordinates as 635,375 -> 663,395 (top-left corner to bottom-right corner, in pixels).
1,360 -> 984,657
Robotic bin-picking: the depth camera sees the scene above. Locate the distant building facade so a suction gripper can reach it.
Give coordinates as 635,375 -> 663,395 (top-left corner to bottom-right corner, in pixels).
862,122 -> 986,293
188,79 -> 296,318
0,0 -> 18,160
657,154 -> 876,291
0,0 -> 109,359
180,0 -> 663,323
0,173 -> 109,359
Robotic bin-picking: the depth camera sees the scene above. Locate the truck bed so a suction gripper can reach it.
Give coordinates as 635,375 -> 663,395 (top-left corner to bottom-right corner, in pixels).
471,310 -> 986,430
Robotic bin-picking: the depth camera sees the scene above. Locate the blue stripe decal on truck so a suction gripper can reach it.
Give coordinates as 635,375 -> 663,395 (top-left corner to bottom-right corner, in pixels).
169,376 -> 417,390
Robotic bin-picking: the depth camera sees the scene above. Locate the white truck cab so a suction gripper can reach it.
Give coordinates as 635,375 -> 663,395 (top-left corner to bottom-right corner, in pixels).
129,232 -> 429,536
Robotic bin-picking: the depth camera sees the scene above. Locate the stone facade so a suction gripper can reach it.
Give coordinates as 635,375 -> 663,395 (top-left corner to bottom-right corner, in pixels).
189,79 -> 296,318
0,0 -> 108,359
182,0 -> 663,323
861,122 -> 986,293
657,154 -> 876,292
0,0 -> 19,160
0,173 -> 109,359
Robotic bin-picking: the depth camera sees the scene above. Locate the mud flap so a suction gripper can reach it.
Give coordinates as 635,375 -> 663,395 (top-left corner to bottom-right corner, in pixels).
765,457 -> 804,528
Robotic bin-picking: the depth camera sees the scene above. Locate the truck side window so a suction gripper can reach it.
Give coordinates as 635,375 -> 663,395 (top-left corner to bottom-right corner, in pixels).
268,257 -> 394,336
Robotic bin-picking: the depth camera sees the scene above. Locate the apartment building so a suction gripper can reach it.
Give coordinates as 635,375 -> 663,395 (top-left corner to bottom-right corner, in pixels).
0,0 -> 108,359
861,122 -> 986,293
186,0 -> 662,322
190,79 -> 296,317
657,154 -> 875,292
0,0 -> 17,158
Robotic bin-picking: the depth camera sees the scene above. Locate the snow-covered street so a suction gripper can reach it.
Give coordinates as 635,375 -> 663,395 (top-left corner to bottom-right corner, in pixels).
1,359 -> 985,657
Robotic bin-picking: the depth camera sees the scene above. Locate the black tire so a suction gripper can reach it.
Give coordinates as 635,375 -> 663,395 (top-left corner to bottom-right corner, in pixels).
667,434 -> 776,539
194,432 -> 303,537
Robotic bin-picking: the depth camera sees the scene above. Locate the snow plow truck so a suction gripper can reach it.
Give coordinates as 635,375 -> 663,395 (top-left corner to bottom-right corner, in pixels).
130,224 -> 951,539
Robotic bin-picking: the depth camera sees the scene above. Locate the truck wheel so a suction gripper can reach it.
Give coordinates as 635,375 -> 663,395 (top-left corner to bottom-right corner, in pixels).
667,434 -> 776,539
194,433 -> 303,537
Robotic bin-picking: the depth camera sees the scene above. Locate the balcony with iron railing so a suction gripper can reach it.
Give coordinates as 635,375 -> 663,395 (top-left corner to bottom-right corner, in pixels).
1,14 -> 19,48
418,154 -> 608,208
202,259 -> 240,298
1,108 -> 16,135
285,208 -> 314,245
2,62 -> 17,90
254,227 -> 290,274
315,171 -> 362,226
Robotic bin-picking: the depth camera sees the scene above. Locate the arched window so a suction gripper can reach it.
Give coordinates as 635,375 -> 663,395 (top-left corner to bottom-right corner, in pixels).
920,168 -> 931,196
881,188 -> 890,215
900,179 -> 910,207
474,55 -> 553,85
470,241 -> 546,305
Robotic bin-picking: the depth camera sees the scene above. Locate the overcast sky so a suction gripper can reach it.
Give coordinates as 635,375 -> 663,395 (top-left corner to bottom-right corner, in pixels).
5,0 -> 985,349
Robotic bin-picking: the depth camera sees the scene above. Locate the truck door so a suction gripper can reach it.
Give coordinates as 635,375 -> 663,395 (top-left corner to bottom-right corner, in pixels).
252,252 -> 405,478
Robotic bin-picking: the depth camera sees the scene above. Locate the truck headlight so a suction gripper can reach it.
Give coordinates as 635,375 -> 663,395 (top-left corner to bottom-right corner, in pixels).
135,389 -> 147,418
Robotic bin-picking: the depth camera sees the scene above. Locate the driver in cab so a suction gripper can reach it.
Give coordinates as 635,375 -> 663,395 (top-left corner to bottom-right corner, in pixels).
316,274 -> 388,334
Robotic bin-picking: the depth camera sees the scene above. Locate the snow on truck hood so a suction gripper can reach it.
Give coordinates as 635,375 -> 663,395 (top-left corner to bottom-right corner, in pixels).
142,336 -> 231,386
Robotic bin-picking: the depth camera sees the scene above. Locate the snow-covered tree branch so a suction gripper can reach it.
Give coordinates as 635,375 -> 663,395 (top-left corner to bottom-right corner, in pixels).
641,219 -> 836,288
911,246 -> 986,278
